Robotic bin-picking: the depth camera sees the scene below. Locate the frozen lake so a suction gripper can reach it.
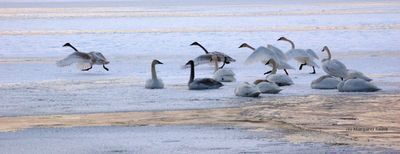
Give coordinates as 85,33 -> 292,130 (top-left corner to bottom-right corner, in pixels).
0,0 -> 400,152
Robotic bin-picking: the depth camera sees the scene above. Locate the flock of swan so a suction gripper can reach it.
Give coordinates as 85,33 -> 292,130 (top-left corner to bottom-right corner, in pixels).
57,37 -> 381,97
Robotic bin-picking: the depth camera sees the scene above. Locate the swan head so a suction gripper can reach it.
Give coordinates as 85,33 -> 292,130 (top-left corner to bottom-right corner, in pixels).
322,46 -> 329,52
190,42 -> 201,46
238,43 -> 250,48
152,59 -> 163,65
63,43 -> 72,47
185,60 -> 194,66
277,37 -> 289,41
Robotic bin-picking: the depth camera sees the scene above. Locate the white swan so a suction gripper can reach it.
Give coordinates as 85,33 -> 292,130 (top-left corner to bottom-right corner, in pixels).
145,59 -> 164,89
57,43 -> 110,71
190,42 -> 236,68
337,77 -> 380,92
239,43 -> 293,75
212,55 -> 236,82
185,60 -> 223,90
234,82 -> 261,97
311,75 -> 340,89
277,37 -> 319,74
321,46 -> 348,80
256,81 -> 282,94
346,69 -> 372,82
266,59 -> 294,86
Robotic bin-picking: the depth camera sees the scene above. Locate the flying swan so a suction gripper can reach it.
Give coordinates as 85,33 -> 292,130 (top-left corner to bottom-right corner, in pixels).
190,42 -> 236,68
56,43 -> 110,71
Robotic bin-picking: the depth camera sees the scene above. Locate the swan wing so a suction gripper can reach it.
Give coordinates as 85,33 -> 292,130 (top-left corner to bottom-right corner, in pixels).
323,59 -> 347,77
210,51 -> 236,62
56,52 -> 91,67
192,78 -> 223,89
305,49 -> 319,60
245,47 -> 276,64
285,49 -> 308,59
88,52 -> 107,61
267,44 -> 287,60
346,69 -> 372,81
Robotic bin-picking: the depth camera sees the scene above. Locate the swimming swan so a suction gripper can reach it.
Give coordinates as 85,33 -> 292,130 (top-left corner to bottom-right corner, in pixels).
337,76 -> 380,92
57,43 -> 110,71
185,60 -> 223,90
145,59 -> 164,89
277,37 -> 319,74
234,82 -> 261,97
212,55 -> 236,82
239,43 -> 293,75
190,42 -> 236,68
311,75 -> 340,89
265,59 -> 294,86
321,46 -> 348,80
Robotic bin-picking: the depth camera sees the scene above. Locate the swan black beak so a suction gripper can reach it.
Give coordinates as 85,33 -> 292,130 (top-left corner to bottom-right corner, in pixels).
63,43 -> 71,47
190,42 -> 199,46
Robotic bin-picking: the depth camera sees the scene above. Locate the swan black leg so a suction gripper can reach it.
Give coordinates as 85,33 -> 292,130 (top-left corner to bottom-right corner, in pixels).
310,66 -> 316,74
284,69 -> 289,75
299,63 -> 305,70
219,62 -> 226,69
341,77 -> 343,81
264,70 -> 272,75
82,65 -> 93,71
103,64 -> 109,71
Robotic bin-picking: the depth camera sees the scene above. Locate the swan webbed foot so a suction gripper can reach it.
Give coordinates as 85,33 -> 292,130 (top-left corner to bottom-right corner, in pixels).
264,71 -> 272,75
284,69 -> 289,75
103,64 -> 109,71
81,65 -> 93,71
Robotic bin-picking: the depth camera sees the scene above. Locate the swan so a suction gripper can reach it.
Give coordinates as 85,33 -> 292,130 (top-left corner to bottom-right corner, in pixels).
57,43 -> 110,71
337,76 -> 380,92
190,42 -> 236,68
239,43 -> 293,75
212,55 -> 236,82
234,82 -> 261,97
311,75 -> 340,89
346,69 -> 372,81
145,59 -> 164,89
185,60 -> 223,90
265,59 -> 294,86
255,81 -> 282,94
277,37 -> 319,74
321,46 -> 348,80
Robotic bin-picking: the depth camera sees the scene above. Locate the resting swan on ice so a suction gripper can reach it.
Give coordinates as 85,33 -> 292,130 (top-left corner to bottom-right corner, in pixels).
185,60 -> 223,90
190,42 -> 236,68
277,37 -> 319,74
56,43 -> 110,71
239,43 -> 293,75
211,55 -> 236,82
265,59 -> 294,86
234,82 -> 261,97
311,75 -> 340,89
337,75 -> 380,92
145,59 -> 164,89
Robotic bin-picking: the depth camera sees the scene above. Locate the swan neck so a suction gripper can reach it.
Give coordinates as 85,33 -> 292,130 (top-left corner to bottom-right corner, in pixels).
287,39 -> 295,49
68,44 -> 79,52
326,48 -> 332,60
196,43 -> 209,54
246,45 -> 256,51
151,63 -> 157,80
189,63 -> 195,84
